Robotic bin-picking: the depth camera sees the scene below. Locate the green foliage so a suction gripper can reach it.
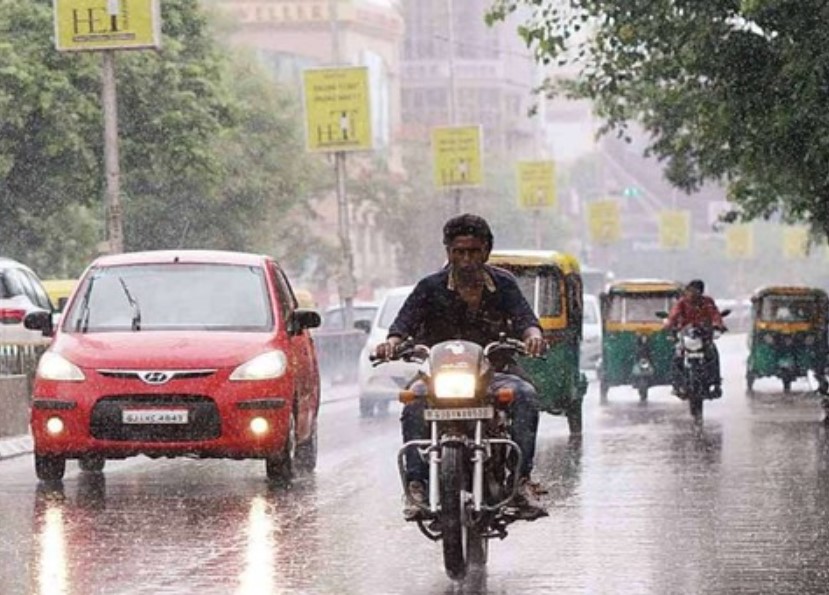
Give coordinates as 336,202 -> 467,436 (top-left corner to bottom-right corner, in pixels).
0,0 -> 322,279
487,0 -> 829,238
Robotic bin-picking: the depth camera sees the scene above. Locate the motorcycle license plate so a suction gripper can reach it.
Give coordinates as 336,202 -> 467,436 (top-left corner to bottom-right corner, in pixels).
686,353 -> 705,359
424,406 -> 494,421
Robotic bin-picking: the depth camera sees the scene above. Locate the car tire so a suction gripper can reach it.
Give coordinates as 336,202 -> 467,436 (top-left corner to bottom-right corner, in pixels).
79,455 -> 105,473
295,416 -> 318,473
266,412 -> 296,485
35,454 -> 66,481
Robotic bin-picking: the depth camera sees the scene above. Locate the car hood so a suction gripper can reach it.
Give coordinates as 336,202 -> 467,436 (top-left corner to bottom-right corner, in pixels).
51,331 -> 275,369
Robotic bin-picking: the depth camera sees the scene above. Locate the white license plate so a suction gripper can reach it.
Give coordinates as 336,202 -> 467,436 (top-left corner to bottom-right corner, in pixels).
424,406 -> 494,421
122,409 -> 189,424
686,353 -> 705,359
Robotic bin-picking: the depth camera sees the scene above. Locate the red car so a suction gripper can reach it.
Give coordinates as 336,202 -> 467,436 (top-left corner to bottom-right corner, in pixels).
25,250 -> 321,482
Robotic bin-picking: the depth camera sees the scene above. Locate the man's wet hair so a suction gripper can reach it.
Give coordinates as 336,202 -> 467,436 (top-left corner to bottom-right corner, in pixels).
687,279 -> 705,293
442,213 -> 494,249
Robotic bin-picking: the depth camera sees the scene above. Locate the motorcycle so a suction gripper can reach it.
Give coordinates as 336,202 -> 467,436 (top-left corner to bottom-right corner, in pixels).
374,335 -> 538,580
666,310 -> 730,421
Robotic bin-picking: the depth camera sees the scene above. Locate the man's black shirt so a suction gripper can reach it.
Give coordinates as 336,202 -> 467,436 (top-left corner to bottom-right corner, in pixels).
388,265 -> 540,348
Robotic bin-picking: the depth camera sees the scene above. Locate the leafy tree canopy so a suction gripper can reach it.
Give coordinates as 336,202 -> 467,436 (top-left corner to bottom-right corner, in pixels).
487,0 -> 829,237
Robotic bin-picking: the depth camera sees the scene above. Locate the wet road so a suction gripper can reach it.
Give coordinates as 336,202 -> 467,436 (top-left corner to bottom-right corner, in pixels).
3,334 -> 829,594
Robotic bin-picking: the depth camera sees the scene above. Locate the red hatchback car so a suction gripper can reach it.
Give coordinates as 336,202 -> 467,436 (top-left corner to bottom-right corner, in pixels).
25,250 -> 321,482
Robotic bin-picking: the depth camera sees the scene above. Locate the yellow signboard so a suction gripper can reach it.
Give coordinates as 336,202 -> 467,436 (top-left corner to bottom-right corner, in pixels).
54,0 -> 161,52
725,225 -> 754,259
587,200 -> 621,245
517,161 -> 556,209
783,227 -> 809,260
431,126 -> 484,188
659,210 -> 691,250
303,67 -> 372,152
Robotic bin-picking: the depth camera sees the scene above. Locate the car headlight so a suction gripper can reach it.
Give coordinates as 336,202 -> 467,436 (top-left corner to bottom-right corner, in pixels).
230,351 -> 288,381
434,371 -> 476,399
37,352 -> 85,382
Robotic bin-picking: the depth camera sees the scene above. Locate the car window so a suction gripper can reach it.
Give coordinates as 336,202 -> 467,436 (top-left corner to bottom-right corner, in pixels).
13,269 -> 44,308
323,306 -> 378,330
270,264 -> 296,324
22,270 -> 52,310
64,263 -> 274,332
1,269 -> 26,299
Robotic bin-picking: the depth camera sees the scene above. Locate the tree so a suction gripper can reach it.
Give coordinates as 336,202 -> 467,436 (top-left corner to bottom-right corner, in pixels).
487,0 -> 829,238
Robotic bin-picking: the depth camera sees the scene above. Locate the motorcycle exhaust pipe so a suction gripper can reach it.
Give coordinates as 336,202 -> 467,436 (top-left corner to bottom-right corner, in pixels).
429,421 -> 440,514
473,420 -> 484,512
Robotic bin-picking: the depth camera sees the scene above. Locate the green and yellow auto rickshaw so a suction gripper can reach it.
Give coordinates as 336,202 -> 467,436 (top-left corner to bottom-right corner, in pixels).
598,280 -> 683,402
488,250 -> 588,434
746,286 -> 829,394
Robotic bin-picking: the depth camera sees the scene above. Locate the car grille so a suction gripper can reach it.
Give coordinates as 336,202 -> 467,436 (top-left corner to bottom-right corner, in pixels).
90,395 -> 221,442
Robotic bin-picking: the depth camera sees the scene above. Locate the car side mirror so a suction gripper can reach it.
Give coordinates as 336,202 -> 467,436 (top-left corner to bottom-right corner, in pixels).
290,309 -> 321,334
354,319 -> 371,333
655,311 -> 669,319
24,310 -> 54,337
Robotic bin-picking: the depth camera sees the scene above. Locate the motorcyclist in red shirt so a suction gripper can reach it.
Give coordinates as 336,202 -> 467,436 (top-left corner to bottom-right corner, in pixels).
664,279 -> 726,398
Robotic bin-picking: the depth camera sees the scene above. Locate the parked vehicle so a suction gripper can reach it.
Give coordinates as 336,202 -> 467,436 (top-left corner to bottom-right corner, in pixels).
357,285 -> 416,417
384,336 -> 537,580
320,302 -> 379,333
598,280 -> 683,402
42,279 -> 77,313
488,250 -> 587,434
746,286 -> 829,394
25,250 -> 321,482
0,257 -> 53,345
581,294 -> 601,370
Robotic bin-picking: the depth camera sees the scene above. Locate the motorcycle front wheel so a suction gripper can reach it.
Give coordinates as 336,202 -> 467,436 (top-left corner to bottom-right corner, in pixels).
440,443 -> 470,580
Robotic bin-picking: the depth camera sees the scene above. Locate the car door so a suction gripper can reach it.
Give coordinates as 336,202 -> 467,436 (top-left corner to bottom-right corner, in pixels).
270,263 -> 318,438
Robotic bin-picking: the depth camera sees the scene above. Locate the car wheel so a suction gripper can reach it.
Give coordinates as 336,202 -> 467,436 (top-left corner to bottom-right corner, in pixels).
35,454 -> 66,481
295,416 -> 318,473
266,412 -> 296,485
79,455 -> 105,473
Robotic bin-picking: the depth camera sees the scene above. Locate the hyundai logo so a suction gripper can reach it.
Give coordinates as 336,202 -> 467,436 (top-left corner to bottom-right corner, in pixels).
139,371 -> 172,385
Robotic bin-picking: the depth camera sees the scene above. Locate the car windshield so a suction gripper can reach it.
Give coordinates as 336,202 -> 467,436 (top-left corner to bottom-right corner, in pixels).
507,267 -> 562,317
63,263 -> 273,332
378,293 -> 410,329
760,296 -> 818,322
607,295 -> 676,323
321,306 -> 378,330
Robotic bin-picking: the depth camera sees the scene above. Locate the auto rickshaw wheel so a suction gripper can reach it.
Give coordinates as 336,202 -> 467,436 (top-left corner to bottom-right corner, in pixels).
637,385 -> 648,403
566,402 -> 583,435
746,372 -> 755,394
689,397 -> 703,421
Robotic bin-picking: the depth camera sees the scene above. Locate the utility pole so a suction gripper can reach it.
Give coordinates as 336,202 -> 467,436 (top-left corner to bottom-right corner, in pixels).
446,0 -> 461,214
329,0 -> 356,330
102,50 -> 123,254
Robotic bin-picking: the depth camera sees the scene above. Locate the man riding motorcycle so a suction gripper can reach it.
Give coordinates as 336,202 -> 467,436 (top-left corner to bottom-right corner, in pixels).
664,279 -> 725,398
374,213 -> 547,519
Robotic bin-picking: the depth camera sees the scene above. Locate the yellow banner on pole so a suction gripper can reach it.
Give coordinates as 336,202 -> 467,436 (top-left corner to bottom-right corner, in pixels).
54,0 -> 161,51
783,227 -> 809,259
587,200 -> 621,245
725,225 -> 754,259
303,67 -> 372,152
431,126 -> 484,188
659,210 -> 691,250
517,161 -> 556,209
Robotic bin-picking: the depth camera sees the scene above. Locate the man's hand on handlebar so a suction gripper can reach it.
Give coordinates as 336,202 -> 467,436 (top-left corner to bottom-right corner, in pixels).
523,330 -> 546,357
373,336 -> 403,361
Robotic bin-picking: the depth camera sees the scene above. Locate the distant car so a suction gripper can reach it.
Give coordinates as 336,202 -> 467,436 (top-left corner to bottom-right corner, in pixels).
26,250 -> 321,482
320,302 -> 379,333
357,286 -> 417,417
581,294 -> 602,369
42,279 -> 78,313
0,257 -> 53,345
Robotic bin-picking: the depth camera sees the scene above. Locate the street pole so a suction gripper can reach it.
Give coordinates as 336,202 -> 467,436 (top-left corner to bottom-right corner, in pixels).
534,209 -> 542,249
329,0 -> 355,330
446,0 -> 461,214
102,50 -> 123,254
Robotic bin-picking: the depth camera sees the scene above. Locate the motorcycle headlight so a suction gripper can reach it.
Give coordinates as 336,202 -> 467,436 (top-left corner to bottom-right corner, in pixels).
230,351 -> 288,381
682,336 -> 704,352
37,352 -> 85,382
434,371 -> 476,399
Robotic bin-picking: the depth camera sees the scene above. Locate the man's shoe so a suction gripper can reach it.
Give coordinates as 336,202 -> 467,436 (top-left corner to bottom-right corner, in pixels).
403,480 -> 428,521
512,477 -> 548,519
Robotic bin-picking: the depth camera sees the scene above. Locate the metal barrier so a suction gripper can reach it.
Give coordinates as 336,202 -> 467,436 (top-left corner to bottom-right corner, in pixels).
311,329 -> 368,386
0,342 -> 46,392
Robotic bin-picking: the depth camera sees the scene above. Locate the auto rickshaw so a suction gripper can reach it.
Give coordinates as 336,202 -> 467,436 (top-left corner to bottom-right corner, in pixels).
488,250 -> 588,434
746,286 -> 829,394
597,279 -> 683,402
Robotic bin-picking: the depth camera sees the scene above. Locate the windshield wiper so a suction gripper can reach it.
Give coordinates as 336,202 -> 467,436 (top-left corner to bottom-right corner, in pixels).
118,277 -> 142,331
76,276 -> 96,333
